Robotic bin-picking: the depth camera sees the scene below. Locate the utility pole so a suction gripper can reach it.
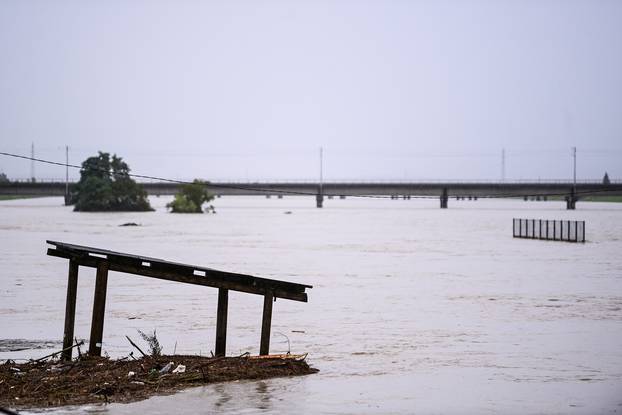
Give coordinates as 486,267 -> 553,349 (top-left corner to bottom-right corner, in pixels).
316,147 -> 324,208
30,142 -> 35,182
501,148 -> 506,182
319,147 -> 323,187
565,146 -> 578,210
65,146 -> 69,205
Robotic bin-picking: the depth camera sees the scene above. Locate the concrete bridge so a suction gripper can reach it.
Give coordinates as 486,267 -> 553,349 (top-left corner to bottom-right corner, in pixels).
2,180 -> 621,209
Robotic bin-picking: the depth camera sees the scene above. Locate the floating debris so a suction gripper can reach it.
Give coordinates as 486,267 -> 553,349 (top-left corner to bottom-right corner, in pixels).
0,354 -> 318,409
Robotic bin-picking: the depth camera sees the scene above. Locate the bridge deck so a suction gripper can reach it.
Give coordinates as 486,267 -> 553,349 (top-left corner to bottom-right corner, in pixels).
3,181 -> 622,197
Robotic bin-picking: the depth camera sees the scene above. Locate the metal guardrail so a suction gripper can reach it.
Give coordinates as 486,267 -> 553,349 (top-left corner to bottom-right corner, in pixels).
513,218 -> 585,243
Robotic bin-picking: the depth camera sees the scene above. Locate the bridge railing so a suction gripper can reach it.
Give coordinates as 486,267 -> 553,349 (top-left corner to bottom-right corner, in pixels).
5,177 -> 622,184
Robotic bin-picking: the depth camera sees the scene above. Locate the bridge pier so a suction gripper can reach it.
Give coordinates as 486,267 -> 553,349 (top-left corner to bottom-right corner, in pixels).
566,191 -> 577,210
440,188 -> 448,209
316,193 -> 324,208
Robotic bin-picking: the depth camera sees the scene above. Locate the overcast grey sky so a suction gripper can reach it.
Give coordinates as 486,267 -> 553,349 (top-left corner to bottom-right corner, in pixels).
1,0 -> 621,181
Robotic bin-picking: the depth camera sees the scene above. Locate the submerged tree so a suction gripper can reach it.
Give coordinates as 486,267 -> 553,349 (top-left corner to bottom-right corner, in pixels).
167,179 -> 215,213
71,152 -> 153,212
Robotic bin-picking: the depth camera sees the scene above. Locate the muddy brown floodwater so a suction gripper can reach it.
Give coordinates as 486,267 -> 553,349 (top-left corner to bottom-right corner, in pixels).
1,196 -> 622,414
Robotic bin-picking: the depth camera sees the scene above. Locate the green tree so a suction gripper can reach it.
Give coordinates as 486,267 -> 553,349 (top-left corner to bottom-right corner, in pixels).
71,152 -> 153,212
0,172 -> 9,183
167,179 -> 214,213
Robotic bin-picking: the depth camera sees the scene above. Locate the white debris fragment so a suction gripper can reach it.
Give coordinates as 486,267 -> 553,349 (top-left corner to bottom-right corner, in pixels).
172,364 -> 186,374
159,361 -> 174,374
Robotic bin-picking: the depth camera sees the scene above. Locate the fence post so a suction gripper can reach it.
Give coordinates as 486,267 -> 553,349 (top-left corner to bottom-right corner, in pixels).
546,220 -> 549,240
532,219 -> 535,238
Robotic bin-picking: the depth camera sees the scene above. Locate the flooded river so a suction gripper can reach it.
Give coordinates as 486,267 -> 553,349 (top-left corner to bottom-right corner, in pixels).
1,196 -> 621,414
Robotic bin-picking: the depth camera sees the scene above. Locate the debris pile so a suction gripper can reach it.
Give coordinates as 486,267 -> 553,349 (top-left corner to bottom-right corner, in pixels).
0,354 -> 317,409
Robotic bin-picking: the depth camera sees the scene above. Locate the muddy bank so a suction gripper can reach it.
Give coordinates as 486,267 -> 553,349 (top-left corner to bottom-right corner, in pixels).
0,354 -> 318,409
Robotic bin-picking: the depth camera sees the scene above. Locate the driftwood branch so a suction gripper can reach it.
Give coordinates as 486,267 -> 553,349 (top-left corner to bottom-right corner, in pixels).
125,336 -> 148,358
32,341 -> 85,363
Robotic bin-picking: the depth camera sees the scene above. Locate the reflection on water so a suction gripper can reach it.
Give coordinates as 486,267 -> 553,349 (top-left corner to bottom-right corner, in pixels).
2,196 -> 622,414
214,383 -> 232,409
255,381 -> 272,411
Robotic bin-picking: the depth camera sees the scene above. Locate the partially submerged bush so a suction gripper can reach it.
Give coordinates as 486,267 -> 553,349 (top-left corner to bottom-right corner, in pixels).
138,329 -> 162,357
167,179 -> 215,213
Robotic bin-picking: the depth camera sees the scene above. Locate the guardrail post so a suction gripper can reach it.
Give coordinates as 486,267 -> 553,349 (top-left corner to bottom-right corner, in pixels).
215,288 -> 229,357
89,261 -> 109,356
260,291 -> 274,355
62,260 -> 79,361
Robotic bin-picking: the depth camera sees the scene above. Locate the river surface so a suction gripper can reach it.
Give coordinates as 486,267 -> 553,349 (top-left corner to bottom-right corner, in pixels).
1,196 -> 621,414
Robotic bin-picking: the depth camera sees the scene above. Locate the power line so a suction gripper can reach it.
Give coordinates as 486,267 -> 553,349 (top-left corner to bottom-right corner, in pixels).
0,151 -> 395,199
0,151 -> 619,201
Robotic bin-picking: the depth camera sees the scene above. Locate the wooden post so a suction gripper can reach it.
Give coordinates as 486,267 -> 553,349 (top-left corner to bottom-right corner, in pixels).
89,261 -> 109,356
215,288 -> 229,357
61,260 -> 79,361
260,291 -> 274,355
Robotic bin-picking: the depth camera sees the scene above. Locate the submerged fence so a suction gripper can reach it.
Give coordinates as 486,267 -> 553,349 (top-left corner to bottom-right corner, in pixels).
513,218 -> 585,243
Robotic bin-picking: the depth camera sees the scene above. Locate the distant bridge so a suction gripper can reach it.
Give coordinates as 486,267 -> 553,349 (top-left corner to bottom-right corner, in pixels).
2,180 -> 621,209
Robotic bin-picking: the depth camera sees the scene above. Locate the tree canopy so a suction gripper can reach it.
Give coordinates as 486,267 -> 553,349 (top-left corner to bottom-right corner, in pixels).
71,152 -> 153,212
167,179 -> 215,213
